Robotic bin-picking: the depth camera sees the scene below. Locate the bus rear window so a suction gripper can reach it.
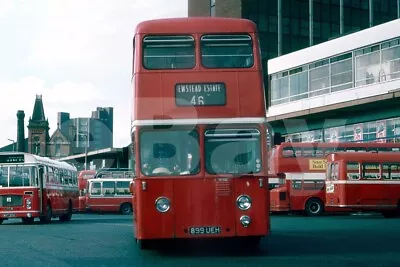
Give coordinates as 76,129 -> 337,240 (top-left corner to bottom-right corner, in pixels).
143,35 -> 195,69
201,34 -> 254,68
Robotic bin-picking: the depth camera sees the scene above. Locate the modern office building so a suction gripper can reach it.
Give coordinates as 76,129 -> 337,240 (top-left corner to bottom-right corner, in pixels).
189,0 -> 400,78
188,0 -> 400,143
268,19 -> 400,143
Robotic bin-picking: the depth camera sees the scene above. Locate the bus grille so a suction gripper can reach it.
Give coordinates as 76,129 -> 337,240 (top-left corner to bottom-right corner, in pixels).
0,195 -> 23,207
215,179 -> 232,196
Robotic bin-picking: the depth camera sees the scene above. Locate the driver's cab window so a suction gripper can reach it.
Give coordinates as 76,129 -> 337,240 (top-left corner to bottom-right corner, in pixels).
139,129 -> 200,176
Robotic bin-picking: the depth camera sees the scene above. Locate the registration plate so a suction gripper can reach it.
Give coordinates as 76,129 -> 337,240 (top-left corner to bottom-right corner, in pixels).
3,213 -> 16,218
189,226 -> 222,235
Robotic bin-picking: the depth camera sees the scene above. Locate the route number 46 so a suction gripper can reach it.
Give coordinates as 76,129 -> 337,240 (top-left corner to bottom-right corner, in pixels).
191,96 -> 205,105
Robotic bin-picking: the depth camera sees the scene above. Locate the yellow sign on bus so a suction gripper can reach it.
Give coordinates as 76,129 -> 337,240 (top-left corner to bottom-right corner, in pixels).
309,159 -> 327,170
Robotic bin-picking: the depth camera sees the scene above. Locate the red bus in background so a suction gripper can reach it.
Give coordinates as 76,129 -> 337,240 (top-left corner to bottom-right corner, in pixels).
0,152 -> 79,224
269,142 -> 400,216
85,168 -> 134,214
77,170 -> 96,212
326,152 -> 400,218
131,17 -> 270,249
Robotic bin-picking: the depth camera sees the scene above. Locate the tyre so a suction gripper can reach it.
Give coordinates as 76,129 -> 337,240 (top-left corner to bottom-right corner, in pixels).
120,203 -> 132,215
40,204 -> 52,224
60,201 -> 73,222
305,198 -> 324,216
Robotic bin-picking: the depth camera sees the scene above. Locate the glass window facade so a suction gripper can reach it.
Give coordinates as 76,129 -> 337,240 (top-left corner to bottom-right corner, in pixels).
240,0 -> 399,104
285,117 -> 400,143
270,37 -> 400,106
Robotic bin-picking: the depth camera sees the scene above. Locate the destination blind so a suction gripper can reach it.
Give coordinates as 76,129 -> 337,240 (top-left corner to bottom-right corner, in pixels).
175,82 -> 226,106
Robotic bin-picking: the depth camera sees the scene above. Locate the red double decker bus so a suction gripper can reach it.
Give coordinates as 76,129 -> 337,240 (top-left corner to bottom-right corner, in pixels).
85,168 -> 134,214
77,170 -> 96,212
326,152 -> 400,218
0,152 -> 79,224
269,142 -> 400,216
130,17 -> 270,249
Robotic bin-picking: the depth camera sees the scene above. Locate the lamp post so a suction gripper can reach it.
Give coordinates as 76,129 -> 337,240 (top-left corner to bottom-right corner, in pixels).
78,133 -> 88,170
7,139 -> 15,152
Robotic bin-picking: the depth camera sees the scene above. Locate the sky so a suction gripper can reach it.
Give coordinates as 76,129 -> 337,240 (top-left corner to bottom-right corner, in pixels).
0,0 -> 188,148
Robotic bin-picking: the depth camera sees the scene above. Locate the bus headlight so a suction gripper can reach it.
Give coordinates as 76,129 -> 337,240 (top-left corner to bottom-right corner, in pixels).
240,215 -> 251,227
155,197 -> 170,213
236,195 -> 252,210
26,199 -> 32,210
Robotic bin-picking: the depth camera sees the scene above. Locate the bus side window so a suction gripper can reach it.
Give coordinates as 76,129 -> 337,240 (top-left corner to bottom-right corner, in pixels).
282,147 -> 295,158
315,148 -> 324,157
116,181 -> 130,195
102,181 -> 115,196
382,163 -> 400,180
292,180 -> 302,190
361,163 -> 380,179
346,162 -> 359,180
294,147 -> 302,157
302,148 -> 315,157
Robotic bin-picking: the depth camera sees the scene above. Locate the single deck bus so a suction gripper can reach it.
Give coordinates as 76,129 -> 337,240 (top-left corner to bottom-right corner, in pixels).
77,170 -> 96,212
130,17 -> 270,249
85,168 -> 134,214
0,152 -> 79,224
325,152 -> 400,218
269,142 -> 400,216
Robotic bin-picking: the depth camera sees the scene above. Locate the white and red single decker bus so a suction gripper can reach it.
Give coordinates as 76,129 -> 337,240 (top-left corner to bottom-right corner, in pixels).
0,152 -> 79,224
325,152 -> 400,218
85,168 -> 134,215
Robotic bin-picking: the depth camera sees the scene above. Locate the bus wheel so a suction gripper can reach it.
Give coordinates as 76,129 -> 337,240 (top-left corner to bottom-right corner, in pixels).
136,238 -> 151,250
40,204 -> 52,224
120,203 -> 132,215
60,202 -> 73,222
21,217 -> 35,224
305,198 -> 324,216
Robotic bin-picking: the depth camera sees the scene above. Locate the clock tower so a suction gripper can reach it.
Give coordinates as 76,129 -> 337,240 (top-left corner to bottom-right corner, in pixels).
27,95 -> 50,156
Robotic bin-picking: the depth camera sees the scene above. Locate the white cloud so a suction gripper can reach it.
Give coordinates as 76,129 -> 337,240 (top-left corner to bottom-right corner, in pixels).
0,0 -> 187,149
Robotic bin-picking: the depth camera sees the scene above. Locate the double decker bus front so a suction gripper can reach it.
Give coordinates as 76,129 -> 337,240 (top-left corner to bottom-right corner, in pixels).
131,17 -> 269,248
0,154 -> 40,224
133,125 -> 269,242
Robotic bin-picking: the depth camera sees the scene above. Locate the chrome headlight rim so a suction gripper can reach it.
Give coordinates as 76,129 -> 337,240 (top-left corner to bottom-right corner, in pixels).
236,194 -> 252,210
154,196 -> 171,213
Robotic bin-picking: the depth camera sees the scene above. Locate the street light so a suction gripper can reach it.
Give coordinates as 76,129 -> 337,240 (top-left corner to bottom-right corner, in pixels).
7,139 -> 15,152
78,133 -> 88,170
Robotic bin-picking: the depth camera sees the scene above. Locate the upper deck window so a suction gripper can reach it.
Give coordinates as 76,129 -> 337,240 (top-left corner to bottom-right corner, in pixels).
201,34 -> 254,68
143,35 -> 195,69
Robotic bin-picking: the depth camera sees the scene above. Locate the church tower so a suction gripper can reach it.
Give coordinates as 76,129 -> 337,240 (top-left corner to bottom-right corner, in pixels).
27,95 -> 50,156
